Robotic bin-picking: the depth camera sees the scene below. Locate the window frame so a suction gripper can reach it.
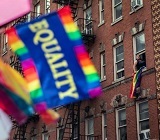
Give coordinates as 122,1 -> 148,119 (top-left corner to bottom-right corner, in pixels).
34,1 -> 41,17
57,127 -> 64,140
99,0 -> 105,24
85,117 -> 94,140
114,44 -> 125,81
112,0 -> 122,22
133,32 -> 146,66
102,113 -> 107,140
42,133 -> 49,140
45,0 -> 50,14
136,101 -> 150,140
100,51 -> 106,80
84,7 -> 92,35
2,33 -> 8,56
116,108 -> 127,140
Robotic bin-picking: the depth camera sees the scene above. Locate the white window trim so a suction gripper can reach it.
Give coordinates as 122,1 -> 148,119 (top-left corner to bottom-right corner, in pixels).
85,117 -> 94,140
84,7 -> 92,35
116,108 -> 127,140
34,1 -> 41,17
133,32 -> 146,61
112,0 -> 122,22
57,127 -> 64,140
45,0 -> 50,14
42,132 -> 49,140
136,101 -> 150,140
102,113 -> 107,140
113,44 -> 125,81
100,51 -> 106,81
2,33 -> 8,56
99,0 -> 105,24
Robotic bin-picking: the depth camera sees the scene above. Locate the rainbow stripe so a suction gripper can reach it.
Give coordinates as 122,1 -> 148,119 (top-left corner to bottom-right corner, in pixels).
130,67 -> 144,98
7,28 -> 43,101
58,7 -> 101,98
7,28 -> 60,123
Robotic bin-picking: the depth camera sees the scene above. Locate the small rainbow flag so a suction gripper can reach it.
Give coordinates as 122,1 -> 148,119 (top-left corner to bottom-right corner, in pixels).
0,59 -> 34,124
129,67 -> 144,98
7,6 -> 102,120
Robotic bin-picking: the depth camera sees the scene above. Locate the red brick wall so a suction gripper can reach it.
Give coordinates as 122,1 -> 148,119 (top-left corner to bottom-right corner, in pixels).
0,0 -> 158,139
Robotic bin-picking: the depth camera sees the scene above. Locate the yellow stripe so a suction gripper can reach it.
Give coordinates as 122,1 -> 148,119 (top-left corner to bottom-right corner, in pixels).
28,80 -> 41,91
11,41 -> 25,51
82,65 -> 97,75
64,23 -> 79,33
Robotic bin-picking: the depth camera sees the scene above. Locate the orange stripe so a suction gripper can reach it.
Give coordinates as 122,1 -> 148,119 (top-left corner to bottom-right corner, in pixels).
25,73 -> 38,82
61,15 -> 73,24
79,59 -> 92,66
24,67 -> 36,76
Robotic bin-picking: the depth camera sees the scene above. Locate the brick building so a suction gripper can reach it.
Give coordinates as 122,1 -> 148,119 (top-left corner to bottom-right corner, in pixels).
0,0 -> 159,140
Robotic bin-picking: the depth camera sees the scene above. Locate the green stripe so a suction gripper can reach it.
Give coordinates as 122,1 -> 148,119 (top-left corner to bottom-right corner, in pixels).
30,88 -> 43,98
15,47 -> 28,55
86,73 -> 100,83
68,31 -> 81,40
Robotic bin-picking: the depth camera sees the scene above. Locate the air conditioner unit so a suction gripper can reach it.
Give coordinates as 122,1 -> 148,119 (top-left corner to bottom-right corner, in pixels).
139,130 -> 150,140
132,0 -> 141,9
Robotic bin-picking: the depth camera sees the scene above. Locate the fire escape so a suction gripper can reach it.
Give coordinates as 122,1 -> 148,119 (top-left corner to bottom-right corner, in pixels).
53,1 -> 97,139
52,0 -> 79,18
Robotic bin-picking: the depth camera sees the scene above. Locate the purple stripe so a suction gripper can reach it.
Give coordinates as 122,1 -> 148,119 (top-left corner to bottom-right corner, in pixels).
21,58 -> 35,70
34,102 -> 47,113
89,87 -> 102,98
74,45 -> 86,54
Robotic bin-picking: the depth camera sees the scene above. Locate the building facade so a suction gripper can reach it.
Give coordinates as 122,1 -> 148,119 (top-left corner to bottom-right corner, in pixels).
0,0 -> 159,140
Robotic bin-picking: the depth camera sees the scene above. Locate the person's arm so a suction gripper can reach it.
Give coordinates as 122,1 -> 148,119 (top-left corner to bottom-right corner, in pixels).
133,60 -> 137,73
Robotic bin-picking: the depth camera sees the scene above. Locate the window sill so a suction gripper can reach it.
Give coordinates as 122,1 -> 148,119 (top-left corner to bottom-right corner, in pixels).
100,77 -> 106,82
111,16 -> 123,26
129,5 -> 143,15
112,76 -> 125,84
98,21 -> 105,27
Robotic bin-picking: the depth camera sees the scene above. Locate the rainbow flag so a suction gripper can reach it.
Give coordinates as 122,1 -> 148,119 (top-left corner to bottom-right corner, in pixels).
7,6 -> 102,114
129,67 -> 144,98
0,59 -> 34,124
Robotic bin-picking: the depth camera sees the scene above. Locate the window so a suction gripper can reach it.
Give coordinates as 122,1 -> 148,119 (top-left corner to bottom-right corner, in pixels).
31,137 -> 37,140
100,52 -> 106,80
85,117 -> 94,140
99,0 -> 104,24
84,7 -> 92,35
114,44 -> 124,80
34,1 -> 41,17
73,124 -> 78,140
113,0 -> 122,21
116,109 -> 127,140
131,0 -> 143,10
133,33 -> 146,66
102,113 -> 107,140
43,133 -> 49,140
2,33 -> 8,55
137,101 -> 150,140
57,128 -> 64,140
45,0 -> 50,14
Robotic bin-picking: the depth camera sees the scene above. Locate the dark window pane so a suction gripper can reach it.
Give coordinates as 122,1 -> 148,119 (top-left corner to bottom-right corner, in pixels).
115,4 -> 122,19
140,120 -> 149,131
136,34 -> 145,53
119,110 -> 126,126
120,127 -> 127,140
